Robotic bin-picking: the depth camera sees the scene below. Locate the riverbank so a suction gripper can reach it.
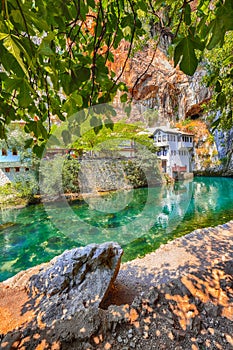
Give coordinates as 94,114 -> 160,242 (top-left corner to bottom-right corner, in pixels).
0,189 -> 126,211
1,220 -> 233,349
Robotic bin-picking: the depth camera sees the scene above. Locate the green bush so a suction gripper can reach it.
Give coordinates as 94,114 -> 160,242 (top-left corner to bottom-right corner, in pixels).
39,156 -> 80,200
123,147 -> 162,188
0,183 -> 15,196
13,172 -> 39,201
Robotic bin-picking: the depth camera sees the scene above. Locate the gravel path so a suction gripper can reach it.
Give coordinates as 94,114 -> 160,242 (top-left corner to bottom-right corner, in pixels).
103,221 -> 233,307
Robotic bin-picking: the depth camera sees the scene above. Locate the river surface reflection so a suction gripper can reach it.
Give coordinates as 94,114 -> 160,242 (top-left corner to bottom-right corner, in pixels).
0,177 -> 232,281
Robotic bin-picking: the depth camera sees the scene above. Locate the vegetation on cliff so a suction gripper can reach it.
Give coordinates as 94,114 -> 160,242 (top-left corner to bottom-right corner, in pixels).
176,119 -> 220,171
203,32 -> 233,130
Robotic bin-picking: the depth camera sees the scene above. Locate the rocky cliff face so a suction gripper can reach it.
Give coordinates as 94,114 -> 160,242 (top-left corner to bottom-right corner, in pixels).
112,40 -> 232,176
112,41 -> 211,125
213,127 -> 233,176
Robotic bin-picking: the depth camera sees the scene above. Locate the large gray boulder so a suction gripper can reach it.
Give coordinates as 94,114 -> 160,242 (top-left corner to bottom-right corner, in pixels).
0,242 -> 123,348
27,242 -> 123,339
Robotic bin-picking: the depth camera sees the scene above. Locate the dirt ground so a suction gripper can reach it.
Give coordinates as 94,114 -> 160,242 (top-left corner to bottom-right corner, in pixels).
104,221 -> 233,307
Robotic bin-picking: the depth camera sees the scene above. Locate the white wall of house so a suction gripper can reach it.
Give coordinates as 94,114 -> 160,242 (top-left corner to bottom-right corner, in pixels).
0,165 -> 31,184
0,148 -> 21,163
0,147 -> 30,185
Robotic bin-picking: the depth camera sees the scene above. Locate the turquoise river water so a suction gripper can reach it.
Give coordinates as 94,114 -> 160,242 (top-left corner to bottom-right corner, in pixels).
0,176 -> 233,282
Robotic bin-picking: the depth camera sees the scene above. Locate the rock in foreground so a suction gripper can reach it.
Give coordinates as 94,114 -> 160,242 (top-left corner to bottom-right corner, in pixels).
1,222 -> 233,350
0,242 -> 123,349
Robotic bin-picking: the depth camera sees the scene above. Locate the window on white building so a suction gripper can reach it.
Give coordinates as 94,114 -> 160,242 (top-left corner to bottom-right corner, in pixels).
162,135 -> 167,141
12,148 -> 18,156
2,148 -> 7,156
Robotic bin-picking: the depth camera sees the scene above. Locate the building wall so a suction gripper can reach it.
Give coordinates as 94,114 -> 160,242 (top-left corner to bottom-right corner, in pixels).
0,166 -> 31,184
0,148 -> 31,186
0,149 -> 21,163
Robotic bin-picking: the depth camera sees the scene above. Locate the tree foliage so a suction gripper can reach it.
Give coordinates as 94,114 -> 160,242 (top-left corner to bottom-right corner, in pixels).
0,0 -> 145,154
155,0 -> 233,75
0,0 -> 233,154
203,32 -> 233,130
72,122 -> 157,153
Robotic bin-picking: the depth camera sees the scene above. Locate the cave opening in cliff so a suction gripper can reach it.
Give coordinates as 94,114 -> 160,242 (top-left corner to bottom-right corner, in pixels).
190,114 -> 200,120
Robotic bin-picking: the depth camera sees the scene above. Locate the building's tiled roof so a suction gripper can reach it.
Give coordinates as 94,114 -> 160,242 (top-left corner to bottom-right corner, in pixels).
146,126 -> 194,136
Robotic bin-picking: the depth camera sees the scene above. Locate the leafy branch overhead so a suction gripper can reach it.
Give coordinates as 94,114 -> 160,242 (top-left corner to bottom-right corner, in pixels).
172,0 -> 233,75
0,0 -> 145,153
0,0 -> 233,155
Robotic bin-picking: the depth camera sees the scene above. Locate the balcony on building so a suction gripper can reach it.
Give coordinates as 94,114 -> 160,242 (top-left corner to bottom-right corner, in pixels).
153,134 -> 169,147
157,147 -> 168,159
177,134 -> 193,149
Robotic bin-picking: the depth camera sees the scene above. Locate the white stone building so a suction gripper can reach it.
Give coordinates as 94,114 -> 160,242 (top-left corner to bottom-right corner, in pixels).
0,147 -> 30,186
147,126 -> 194,179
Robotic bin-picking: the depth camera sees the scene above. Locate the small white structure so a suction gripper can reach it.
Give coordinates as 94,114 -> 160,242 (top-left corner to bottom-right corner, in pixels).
0,147 -> 30,185
147,126 -> 194,179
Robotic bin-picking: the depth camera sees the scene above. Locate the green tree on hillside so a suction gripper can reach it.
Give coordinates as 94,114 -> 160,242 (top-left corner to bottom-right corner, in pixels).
72,122 -> 157,154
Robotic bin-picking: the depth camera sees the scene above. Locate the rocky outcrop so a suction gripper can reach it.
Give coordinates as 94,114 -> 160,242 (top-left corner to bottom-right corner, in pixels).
111,41 -> 211,125
213,127 -> 233,177
0,242 -> 123,349
111,41 -> 233,176
119,42 -> 233,177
